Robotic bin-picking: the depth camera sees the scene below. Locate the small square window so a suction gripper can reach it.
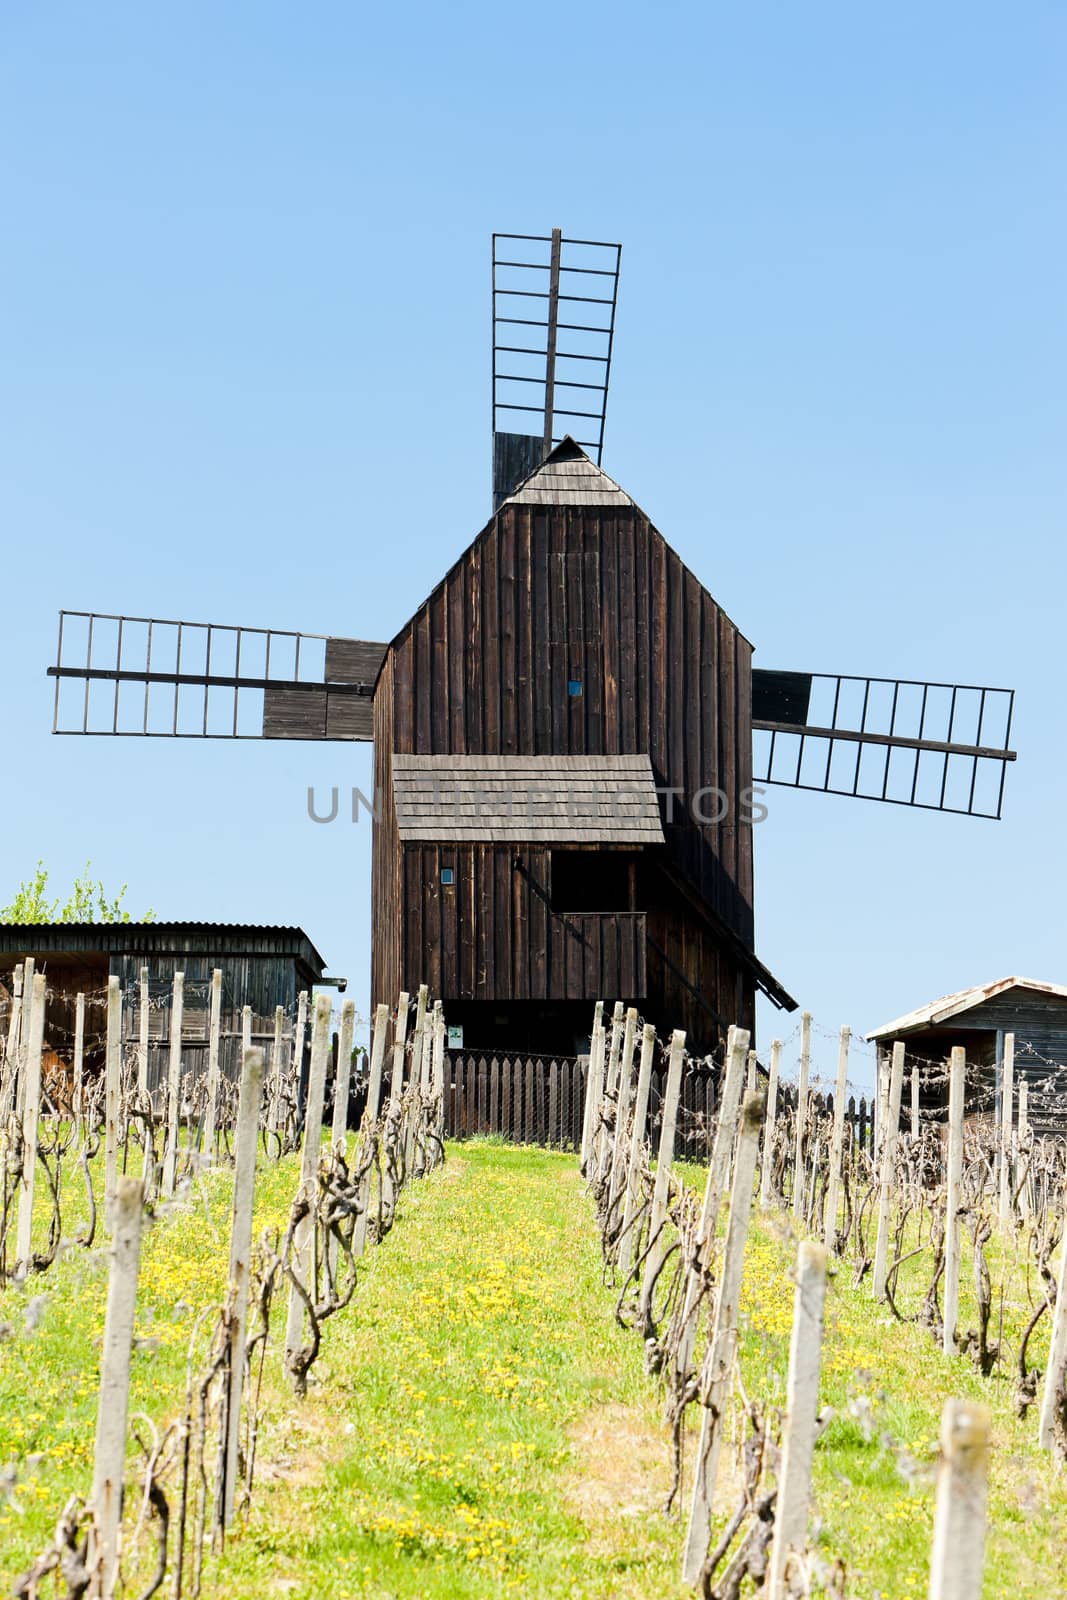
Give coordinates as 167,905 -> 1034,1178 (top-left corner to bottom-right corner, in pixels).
441,867 -> 455,886
568,679 -> 583,697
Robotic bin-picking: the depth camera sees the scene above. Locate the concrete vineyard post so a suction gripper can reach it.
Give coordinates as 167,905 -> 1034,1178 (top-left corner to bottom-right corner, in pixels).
639,1030 -> 686,1313
161,973 -> 185,1198
873,1040 -> 906,1298
927,1400 -> 990,1600
1038,1222 -> 1067,1452
607,1007 -> 638,1214
1017,1077 -> 1030,1218
15,974 -> 46,1274
675,1026 -> 749,1386
90,1176 -> 144,1599
387,991 -> 410,1117
792,1011 -> 812,1219
579,1003 -> 605,1177
73,990 -> 87,1145
219,1047 -> 266,1526
682,1091 -> 764,1585
943,1046 -> 966,1355
760,1039 -> 781,1209
104,976 -> 122,1208
617,1021 -> 656,1281
364,1002 -> 390,1125
268,1005 -> 286,1135
137,965 -> 150,1098
332,999 -> 357,1154
14,958 -> 34,1122
285,993 -> 333,1364
998,1033 -> 1014,1226
911,1056 -> 920,1139
353,1002 -> 391,1260
766,1241 -> 829,1600
823,1026 -> 850,1250
202,968 -> 223,1156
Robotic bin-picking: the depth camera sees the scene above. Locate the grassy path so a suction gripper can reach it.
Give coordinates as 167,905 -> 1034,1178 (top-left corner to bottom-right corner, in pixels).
212,1142 -> 681,1598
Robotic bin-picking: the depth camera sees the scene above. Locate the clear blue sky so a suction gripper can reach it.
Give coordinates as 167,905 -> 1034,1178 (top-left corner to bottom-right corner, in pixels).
2,4 -> 1064,1090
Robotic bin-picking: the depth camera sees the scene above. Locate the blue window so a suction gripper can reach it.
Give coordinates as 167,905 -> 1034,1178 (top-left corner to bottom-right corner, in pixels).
568,679 -> 583,697
441,867 -> 455,886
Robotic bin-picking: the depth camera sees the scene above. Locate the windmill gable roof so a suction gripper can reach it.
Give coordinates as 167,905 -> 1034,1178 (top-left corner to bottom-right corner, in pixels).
501,437 -> 635,509
867,976 -> 1067,1041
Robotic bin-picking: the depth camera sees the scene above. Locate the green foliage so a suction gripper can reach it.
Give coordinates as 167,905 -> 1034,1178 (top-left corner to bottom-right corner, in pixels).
0,861 -> 154,924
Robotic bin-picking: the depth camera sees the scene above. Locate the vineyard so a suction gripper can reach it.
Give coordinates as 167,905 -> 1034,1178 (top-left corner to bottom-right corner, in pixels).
0,974 -> 1066,1597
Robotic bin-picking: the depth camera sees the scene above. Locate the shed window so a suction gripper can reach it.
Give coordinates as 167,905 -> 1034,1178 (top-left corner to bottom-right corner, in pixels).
441,867 -> 455,887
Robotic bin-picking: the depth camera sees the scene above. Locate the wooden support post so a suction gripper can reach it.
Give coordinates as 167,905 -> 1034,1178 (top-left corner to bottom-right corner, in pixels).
617,1022 -> 656,1281
285,992 -> 332,1363
202,968 -> 223,1156
682,1091 -> 764,1586
594,1001 -> 625,1180
331,999 -> 356,1153
760,1039 -> 781,1209
15,974 -> 46,1275
607,1007 -> 638,1213
161,973 -> 184,1198
73,990 -> 86,1145
766,1240 -> 829,1600
675,1028 -> 749,1388
943,1046 -> 966,1355
927,1399 -> 990,1600
218,1046 -> 266,1527
1038,1222 -> 1067,1452
90,1176 -> 144,1599
873,1041 -> 905,1298
998,1033 -> 1014,1226
911,1055 -> 920,1140
104,975 -> 122,1208
823,1027 -> 850,1250
792,1011 -> 812,1219
639,1030 -> 686,1313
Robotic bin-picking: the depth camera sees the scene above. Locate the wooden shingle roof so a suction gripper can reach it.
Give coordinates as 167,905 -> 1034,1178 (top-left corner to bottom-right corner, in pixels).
501,437 -> 634,509
392,753 -> 665,844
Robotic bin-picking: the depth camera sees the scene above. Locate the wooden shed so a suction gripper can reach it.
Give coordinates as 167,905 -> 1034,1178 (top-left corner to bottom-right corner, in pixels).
0,922 -> 328,1090
371,438 -> 795,1055
867,976 -> 1067,1134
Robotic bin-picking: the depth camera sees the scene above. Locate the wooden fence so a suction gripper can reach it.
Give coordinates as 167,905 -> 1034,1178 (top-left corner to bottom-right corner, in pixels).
442,1053 -> 878,1157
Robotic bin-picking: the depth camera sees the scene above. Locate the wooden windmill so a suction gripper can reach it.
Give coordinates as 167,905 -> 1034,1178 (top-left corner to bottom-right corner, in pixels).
47,229 -> 1017,1054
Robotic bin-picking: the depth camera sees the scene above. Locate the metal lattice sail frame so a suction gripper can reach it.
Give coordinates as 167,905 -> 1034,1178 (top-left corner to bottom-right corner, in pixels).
491,230 -> 621,507
751,669 -> 1017,819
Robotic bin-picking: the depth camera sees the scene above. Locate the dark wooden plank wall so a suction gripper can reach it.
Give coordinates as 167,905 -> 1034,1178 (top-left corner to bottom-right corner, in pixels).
371,502 -> 756,1043
396,843 -> 646,1001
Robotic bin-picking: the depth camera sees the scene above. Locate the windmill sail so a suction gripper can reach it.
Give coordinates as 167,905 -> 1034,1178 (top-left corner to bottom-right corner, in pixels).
492,229 -> 621,507
751,668 -> 1016,819
48,611 -> 385,740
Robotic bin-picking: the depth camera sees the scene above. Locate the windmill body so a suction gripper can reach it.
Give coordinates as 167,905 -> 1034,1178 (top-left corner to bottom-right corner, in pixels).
45,229 -> 1017,1055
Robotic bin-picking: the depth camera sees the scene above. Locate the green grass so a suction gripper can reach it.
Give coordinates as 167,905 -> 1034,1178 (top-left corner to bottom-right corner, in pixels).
1,1142 -> 1065,1598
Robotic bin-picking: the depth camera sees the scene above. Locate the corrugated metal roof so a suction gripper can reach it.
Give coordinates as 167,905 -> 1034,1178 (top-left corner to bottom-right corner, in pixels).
501,437 -> 635,509
867,976 -> 1067,1040
0,922 -> 328,972
393,753 -> 665,844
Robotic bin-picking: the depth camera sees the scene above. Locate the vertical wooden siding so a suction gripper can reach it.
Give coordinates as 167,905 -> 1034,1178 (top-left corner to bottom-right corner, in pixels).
371,503 -> 757,1041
